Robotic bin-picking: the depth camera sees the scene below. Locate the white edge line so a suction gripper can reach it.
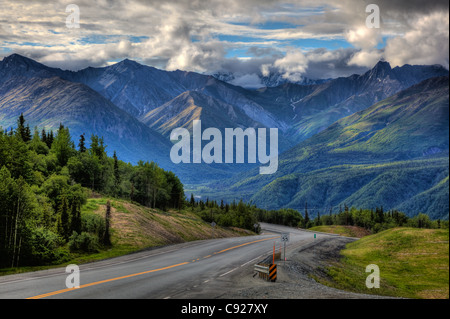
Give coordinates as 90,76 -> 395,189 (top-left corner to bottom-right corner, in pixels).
219,267 -> 239,277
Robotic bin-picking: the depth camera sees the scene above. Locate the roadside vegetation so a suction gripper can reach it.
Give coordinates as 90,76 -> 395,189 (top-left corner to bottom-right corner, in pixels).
0,114 -> 183,270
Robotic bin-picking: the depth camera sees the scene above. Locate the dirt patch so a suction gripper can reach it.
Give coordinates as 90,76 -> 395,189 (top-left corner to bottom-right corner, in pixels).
345,226 -> 372,238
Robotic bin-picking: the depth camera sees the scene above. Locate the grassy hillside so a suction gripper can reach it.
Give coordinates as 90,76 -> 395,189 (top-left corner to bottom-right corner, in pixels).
0,197 -> 253,274
73,197 -> 253,262
316,227 -> 449,299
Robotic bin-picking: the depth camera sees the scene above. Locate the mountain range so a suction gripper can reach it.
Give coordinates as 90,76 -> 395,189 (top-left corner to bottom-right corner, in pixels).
212,70 -> 332,89
211,76 -> 449,219
0,53 -> 448,218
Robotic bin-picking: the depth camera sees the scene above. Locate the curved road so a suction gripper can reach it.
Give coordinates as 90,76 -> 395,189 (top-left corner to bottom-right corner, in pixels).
0,223 -> 330,299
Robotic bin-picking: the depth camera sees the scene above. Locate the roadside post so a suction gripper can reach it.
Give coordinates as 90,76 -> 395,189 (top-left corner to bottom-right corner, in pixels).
280,233 -> 290,264
273,242 -> 275,264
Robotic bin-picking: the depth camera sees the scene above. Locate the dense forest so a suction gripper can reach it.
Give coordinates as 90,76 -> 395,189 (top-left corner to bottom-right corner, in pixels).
0,114 -> 184,268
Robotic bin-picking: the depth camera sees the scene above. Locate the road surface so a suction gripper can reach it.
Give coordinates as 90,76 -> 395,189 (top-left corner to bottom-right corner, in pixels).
0,223 -> 334,299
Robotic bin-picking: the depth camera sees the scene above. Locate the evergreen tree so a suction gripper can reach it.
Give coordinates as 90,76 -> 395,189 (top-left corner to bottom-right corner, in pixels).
78,134 -> 86,153
16,113 -> 26,139
58,195 -> 70,240
16,113 -> 31,142
46,130 -> 54,148
103,200 -> 112,246
344,204 -> 349,225
41,128 -> 47,145
52,126 -> 74,167
70,199 -> 82,234
190,193 -> 195,209
113,151 -> 120,196
29,127 -> 49,155
90,135 -> 106,159
304,202 -> 310,228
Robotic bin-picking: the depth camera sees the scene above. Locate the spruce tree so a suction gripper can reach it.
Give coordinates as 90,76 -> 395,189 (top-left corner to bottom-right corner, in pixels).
113,151 -> 120,196
304,202 -> 310,228
16,113 -> 31,142
41,128 -> 47,145
190,193 -> 195,209
70,199 -> 82,234
58,196 -> 70,240
24,125 -> 31,142
46,130 -> 54,148
103,200 -> 112,246
78,134 -> 86,153
52,125 -> 74,167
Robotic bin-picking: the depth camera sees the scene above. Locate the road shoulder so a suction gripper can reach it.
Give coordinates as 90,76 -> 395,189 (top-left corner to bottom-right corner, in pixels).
203,236 -> 394,299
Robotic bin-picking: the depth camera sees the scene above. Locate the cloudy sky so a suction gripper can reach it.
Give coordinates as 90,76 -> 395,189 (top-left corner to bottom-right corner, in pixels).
0,0 -> 448,86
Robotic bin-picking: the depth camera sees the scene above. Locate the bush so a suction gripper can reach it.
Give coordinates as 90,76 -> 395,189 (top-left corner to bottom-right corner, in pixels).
69,231 -> 100,253
82,212 -> 105,237
408,213 -> 433,229
26,227 -> 68,265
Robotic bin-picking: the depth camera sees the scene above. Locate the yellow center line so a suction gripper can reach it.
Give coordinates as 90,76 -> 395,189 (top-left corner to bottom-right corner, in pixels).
26,262 -> 190,299
26,235 -> 279,299
215,236 -> 279,254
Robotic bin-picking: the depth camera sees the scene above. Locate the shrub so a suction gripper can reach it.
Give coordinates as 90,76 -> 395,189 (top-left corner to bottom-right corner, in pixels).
69,231 -> 100,253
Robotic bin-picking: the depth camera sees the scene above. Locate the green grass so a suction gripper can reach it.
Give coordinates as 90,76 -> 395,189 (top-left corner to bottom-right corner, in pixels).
316,227 -> 449,299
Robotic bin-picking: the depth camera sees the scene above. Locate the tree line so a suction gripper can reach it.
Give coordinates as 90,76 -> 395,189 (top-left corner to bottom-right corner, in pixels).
188,195 -> 259,232
188,194 -> 448,235
0,114 -> 184,268
254,202 -> 448,233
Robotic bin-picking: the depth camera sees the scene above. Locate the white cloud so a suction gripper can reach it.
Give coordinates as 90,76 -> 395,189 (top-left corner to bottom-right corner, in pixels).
0,0 -> 448,78
345,26 -> 381,51
229,73 -> 263,89
273,50 -> 308,82
348,49 -> 383,68
384,11 -> 449,68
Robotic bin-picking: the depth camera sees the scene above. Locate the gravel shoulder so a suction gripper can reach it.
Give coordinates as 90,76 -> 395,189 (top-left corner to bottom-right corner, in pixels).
212,235 -> 393,299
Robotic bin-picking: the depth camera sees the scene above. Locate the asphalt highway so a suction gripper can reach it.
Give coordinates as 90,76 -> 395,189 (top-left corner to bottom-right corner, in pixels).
0,223 -> 329,299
